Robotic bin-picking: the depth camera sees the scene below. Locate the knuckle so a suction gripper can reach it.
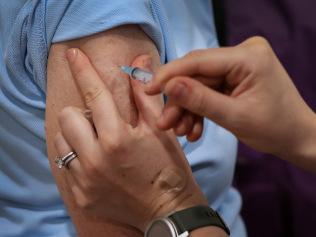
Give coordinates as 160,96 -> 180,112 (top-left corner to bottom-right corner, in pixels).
81,179 -> 94,193
240,36 -> 274,73
76,199 -> 88,209
83,86 -> 104,107
246,36 -> 269,45
247,36 -> 272,58
58,106 -> 76,126
99,134 -> 125,155
75,193 -> 94,209
84,161 -> 102,178
104,138 -> 124,154
193,91 -> 207,115
72,183 -> 95,210
185,49 -> 204,59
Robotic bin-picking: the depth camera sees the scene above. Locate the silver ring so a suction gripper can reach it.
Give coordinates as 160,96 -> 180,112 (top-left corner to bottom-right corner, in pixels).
55,151 -> 78,169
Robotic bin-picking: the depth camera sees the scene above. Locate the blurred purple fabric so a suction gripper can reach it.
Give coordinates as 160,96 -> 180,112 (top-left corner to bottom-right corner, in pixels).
223,0 -> 316,236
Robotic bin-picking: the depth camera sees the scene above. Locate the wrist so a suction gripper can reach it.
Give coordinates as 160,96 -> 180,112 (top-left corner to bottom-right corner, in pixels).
145,203 -> 230,237
191,226 -> 228,237
145,182 -> 208,231
296,112 -> 316,166
154,184 -> 208,216
280,109 -> 316,171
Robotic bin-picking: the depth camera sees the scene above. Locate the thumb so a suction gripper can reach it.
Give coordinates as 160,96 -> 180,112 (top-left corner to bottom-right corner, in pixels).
130,55 -> 164,125
163,76 -> 235,128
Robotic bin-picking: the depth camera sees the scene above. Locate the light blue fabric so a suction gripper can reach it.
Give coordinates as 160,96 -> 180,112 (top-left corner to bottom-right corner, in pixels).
0,0 -> 245,236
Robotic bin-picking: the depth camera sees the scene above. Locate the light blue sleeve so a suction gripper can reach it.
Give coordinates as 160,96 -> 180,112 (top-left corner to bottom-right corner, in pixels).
45,0 -> 166,61
20,0 -> 170,94
0,1 -> 170,236
20,0 -> 168,93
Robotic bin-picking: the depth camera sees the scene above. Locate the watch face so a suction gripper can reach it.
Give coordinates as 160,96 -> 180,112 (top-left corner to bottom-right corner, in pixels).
145,219 -> 177,237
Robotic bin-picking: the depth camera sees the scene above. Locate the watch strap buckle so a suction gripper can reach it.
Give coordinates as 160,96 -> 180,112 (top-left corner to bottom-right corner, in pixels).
178,231 -> 189,237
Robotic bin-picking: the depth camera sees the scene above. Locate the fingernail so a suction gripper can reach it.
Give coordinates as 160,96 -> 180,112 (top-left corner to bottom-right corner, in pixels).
66,48 -> 78,63
143,57 -> 153,71
166,83 -> 187,100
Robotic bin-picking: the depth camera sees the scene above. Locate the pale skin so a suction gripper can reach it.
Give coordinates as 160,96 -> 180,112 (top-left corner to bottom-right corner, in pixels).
47,25 -> 225,236
147,36 -> 316,173
52,35 -> 316,237
54,48 -> 227,237
46,25 -> 161,236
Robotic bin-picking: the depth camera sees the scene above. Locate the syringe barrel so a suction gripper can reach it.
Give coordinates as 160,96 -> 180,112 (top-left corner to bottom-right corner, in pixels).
131,68 -> 153,84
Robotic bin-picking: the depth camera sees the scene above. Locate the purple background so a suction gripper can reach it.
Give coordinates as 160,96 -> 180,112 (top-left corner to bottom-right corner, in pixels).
223,0 -> 316,236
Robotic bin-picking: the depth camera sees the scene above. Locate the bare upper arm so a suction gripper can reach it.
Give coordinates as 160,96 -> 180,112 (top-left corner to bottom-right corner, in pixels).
46,25 -> 160,236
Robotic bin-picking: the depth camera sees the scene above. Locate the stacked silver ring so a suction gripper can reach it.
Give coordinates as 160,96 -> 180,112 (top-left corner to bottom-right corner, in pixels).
55,151 -> 78,169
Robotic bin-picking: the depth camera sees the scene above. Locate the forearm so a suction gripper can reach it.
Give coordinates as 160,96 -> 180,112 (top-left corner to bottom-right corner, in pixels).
284,111 -> 316,173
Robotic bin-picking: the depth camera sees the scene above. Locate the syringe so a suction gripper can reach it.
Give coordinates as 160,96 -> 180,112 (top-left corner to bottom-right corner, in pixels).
121,66 -> 153,84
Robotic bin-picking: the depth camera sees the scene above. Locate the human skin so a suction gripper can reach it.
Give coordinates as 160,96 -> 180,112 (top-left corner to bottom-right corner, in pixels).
46,25 -> 162,236
54,47 -> 228,237
147,36 -> 316,173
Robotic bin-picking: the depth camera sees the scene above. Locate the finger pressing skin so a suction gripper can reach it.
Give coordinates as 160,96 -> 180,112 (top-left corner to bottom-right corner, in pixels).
66,48 -> 125,137
146,47 -> 235,95
58,106 -> 100,168
130,55 -> 164,126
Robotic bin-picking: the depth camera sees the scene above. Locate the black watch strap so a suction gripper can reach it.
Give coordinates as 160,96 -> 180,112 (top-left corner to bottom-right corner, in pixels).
169,206 -> 230,236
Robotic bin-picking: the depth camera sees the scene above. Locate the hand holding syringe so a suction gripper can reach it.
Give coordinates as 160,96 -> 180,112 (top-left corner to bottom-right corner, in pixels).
121,65 -> 204,142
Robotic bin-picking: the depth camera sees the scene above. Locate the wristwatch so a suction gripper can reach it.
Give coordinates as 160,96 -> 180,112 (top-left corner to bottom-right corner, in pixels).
145,205 -> 230,237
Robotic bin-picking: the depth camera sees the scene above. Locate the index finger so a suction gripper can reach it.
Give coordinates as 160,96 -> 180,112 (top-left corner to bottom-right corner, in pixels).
146,47 -> 237,95
66,48 -> 124,134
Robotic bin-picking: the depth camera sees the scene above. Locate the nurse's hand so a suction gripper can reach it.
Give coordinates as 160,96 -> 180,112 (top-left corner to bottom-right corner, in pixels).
146,37 -> 316,168
54,48 -> 207,232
